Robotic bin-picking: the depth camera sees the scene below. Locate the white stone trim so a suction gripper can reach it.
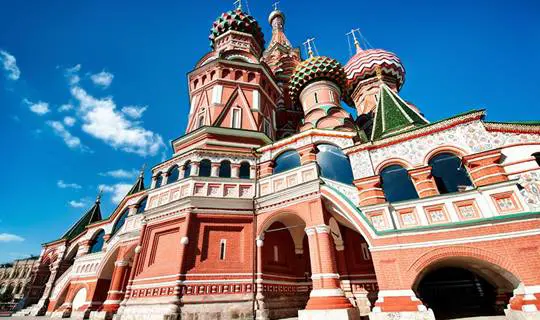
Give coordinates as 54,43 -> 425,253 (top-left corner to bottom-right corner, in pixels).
309,288 -> 344,297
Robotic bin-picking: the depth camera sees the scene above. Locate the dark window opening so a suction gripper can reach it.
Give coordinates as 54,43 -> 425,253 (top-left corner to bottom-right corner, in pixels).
380,165 -> 418,202
429,153 -> 473,194
199,159 -> 211,177
239,162 -> 251,179
316,144 -> 354,185
219,160 -> 231,178
273,150 -> 301,174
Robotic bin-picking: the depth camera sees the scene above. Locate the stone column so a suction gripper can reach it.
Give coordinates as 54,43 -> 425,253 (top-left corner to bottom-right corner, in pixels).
211,162 -> 220,177
150,175 -> 158,188
353,175 -> 386,206
299,225 -> 358,320
463,149 -> 508,187
409,166 -> 439,198
161,172 -> 169,185
127,204 -> 138,217
250,164 -> 257,179
231,163 -> 241,178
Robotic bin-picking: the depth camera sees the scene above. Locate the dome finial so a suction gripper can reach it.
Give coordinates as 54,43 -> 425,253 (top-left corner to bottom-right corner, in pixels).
96,188 -> 103,204
139,163 -> 146,178
272,1 -> 279,10
234,0 -> 242,10
346,28 -> 362,54
303,38 -> 316,58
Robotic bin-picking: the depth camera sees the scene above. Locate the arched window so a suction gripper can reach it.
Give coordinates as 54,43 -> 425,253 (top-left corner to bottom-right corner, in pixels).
239,162 -> 251,179
89,230 -> 105,253
183,161 -> 192,178
273,150 -> 301,174
219,160 -> 231,178
136,197 -> 147,214
429,153 -> 473,194
316,144 -> 354,184
199,159 -> 211,177
533,152 -> 540,167
167,165 -> 179,184
380,165 -> 418,202
154,173 -> 163,188
112,208 -> 129,235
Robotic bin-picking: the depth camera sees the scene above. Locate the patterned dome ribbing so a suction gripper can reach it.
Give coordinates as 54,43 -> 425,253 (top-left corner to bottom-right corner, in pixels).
289,56 -> 350,105
209,8 -> 265,50
344,49 -> 405,92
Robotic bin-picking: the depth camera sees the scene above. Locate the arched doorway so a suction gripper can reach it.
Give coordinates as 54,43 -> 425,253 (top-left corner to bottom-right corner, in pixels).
414,259 -> 517,320
258,214 -> 311,319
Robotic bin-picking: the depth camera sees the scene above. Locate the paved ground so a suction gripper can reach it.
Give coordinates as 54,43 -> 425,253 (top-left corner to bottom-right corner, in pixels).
4,316 -> 508,320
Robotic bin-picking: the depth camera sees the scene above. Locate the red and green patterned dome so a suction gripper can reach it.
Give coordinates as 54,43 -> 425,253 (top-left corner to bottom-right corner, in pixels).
289,56 -> 351,105
209,8 -> 265,50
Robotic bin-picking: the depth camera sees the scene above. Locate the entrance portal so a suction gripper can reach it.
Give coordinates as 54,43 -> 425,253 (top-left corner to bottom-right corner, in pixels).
417,267 -> 508,319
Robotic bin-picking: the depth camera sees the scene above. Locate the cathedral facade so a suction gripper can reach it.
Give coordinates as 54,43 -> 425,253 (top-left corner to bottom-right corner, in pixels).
14,5 -> 540,320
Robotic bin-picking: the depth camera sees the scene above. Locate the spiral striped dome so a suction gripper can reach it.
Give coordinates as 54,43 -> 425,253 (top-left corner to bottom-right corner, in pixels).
209,8 -> 265,50
344,49 -> 405,91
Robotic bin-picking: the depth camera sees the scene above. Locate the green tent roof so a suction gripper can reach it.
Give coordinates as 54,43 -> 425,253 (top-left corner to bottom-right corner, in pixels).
61,195 -> 102,240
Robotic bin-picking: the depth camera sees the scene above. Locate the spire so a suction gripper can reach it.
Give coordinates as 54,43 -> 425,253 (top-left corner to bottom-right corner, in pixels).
371,81 -> 429,140
267,2 -> 292,49
61,191 -> 103,240
127,164 -> 146,196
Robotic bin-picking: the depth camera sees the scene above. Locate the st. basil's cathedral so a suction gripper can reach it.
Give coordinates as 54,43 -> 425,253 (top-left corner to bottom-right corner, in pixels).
12,3 -> 540,320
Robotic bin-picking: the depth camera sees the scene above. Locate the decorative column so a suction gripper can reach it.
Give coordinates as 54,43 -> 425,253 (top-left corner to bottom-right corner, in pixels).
353,176 -> 386,206
127,204 -> 138,217
298,144 -> 317,165
211,162 -> 220,177
150,175 -> 158,189
77,240 -> 92,257
463,149 -> 507,187
255,236 -> 268,320
299,225 -> 358,320
161,172 -> 169,185
259,160 -> 274,178
231,163 -> 241,178
32,259 -> 62,316
250,164 -> 257,179
190,161 -> 200,176
409,166 -> 439,198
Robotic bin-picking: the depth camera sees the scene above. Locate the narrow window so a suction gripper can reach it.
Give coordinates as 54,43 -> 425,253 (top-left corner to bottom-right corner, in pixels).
219,239 -> 227,260
263,119 -> 271,137
198,115 -> 205,128
252,90 -> 260,110
273,245 -> 279,262
314,92 -> 319,103
211,85 -> 223,104
360,243 -> 371,260
232,108 -> 241,129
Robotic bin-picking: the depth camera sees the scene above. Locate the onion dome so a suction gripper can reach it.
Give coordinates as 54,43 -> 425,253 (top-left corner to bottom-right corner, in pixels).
209,8 -> 265,50
289,56 -> 351,105
344,49 -> 405,92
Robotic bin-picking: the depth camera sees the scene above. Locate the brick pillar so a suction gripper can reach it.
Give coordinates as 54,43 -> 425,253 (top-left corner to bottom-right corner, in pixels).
259,160 -> 274,178
353,175 -> 386,206
463,149 -> 508,187
302,225 -> 355,314
101,260 -> 130,313
507,285 -> 540,319
409,166 -> 439,198
298,144 -> 317,165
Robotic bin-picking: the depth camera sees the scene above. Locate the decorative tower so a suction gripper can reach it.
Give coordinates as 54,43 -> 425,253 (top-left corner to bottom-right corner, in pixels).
289,40 -> 356,132
185,5 -> 280,142
261,5 -> 303,139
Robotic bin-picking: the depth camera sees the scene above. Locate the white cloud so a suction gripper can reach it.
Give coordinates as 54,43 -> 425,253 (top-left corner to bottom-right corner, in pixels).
91,70 -> 114,88
0,233 -> 24,242
99,169 -> 139,179
57,180 -> 82,189
70,86 -> 164,156
65,64 -> 81,85
63,116 -> 76,127
25,99 -> 50,115
59,104 -> 73,112
47,120 -> 90,151
99,183 -> 132,203
122,105 -> 147,119
69,200 -> 87,208
0,50 -> 21,80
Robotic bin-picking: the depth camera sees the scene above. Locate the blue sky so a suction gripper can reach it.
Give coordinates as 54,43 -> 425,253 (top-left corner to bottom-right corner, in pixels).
0,0 -> 539,263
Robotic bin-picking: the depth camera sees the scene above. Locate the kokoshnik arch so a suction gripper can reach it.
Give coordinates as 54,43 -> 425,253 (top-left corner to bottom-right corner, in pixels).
14,4 -> 540,320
